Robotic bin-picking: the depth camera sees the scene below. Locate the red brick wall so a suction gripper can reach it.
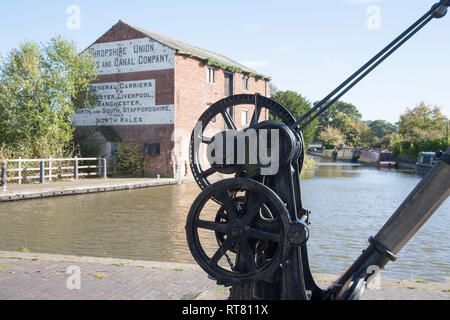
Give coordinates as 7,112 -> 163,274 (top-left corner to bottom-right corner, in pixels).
173,55 -> 269,179
91,20 -> 147,44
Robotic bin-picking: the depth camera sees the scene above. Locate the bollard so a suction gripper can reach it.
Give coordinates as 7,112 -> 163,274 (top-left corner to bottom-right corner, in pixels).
1,161 -> 6,191
74,157 -> 79,180
102,158 -> 107,179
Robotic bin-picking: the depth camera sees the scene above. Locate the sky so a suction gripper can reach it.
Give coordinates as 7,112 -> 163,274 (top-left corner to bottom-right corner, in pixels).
0,0 -> 449,123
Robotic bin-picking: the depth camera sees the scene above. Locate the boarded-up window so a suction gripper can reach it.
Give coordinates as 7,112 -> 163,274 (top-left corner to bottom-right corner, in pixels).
242,76 -> 249,91
207,67 -> 216,84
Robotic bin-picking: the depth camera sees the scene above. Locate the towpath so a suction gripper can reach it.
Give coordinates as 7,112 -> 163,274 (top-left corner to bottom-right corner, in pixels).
0,251 -> 448,300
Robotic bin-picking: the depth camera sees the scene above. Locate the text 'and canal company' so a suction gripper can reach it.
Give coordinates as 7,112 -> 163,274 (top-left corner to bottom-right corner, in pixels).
88,38 -> 175,75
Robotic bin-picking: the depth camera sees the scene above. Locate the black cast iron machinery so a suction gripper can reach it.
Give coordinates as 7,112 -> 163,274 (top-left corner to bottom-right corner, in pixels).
185,0 -> 450,300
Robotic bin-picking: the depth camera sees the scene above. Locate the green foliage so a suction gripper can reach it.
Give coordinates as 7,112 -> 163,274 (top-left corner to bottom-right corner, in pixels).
398,102 -> 446,136
204,58 -> 270,81
116,142 -> 145,176
0,36 -> 98,159
318,126 -> 345,149
389,133 -> 447,158
316,100 -> 362,134
388,133 -> 405,156
272,90 -> 318,147
318,112 -> 374,148
313,100 -> 372,148
334,113 -> 362,147
366,120 -> 397,139
370,134 -> 392,149
389,103 -> 448,158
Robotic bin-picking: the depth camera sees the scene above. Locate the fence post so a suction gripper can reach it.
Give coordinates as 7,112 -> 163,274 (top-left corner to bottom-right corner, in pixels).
74,157 -> 79,180
102,158 -> 107,179
18,157 -> 22,185
98,158 -> 102,177
1,161 -> 6,191
48,160 -> 52,182
40,160 -> 45,184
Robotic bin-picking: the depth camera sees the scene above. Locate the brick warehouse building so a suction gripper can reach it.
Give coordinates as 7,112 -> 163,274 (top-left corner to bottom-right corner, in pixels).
73,21 -> 270,179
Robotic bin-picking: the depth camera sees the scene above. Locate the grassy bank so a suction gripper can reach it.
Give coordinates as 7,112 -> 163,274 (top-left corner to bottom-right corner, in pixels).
303,155 -> 317,170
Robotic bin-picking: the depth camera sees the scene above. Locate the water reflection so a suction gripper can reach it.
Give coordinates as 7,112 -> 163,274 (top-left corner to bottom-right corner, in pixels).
0,183 -> 200,264
0,160 -> 448,282
302,161 -> 362,179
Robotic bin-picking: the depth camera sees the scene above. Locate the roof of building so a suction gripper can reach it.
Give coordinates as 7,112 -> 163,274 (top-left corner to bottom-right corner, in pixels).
117,20 -> 270,80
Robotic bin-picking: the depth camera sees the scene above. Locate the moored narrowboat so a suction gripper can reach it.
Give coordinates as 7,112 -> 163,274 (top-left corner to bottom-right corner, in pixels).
416,152 -> 437,173
379,151 -> 396,168
359,149 -> 396,168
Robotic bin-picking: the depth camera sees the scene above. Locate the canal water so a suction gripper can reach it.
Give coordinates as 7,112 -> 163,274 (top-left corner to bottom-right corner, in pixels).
0,159 -> 448,282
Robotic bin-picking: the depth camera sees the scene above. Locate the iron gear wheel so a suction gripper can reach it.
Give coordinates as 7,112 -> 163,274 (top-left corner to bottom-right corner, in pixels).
185,178 -> 289,285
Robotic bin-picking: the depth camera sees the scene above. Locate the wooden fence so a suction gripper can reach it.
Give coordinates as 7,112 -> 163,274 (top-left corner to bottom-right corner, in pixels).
1,158 -> 107,190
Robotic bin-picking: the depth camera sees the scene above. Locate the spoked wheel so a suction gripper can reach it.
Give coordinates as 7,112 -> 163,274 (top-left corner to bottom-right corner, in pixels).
214,197 -> 278,255
186,178 -> 289,285
189,94 -> 300,192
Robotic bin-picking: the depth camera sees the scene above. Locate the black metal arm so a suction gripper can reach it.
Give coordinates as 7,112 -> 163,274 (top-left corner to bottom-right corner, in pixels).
291,0 -> 449,131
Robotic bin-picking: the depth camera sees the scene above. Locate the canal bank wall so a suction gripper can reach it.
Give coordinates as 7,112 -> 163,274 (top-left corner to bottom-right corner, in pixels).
0,177 -> 179,202
310,151 -> 421,170
0,251 -> 448,300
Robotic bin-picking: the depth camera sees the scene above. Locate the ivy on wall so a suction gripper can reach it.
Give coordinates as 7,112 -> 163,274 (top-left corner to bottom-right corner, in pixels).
177,50 -> 271,81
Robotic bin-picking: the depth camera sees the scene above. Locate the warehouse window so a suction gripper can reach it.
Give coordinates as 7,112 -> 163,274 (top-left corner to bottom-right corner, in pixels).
242,76 -> 249,91
207,67 -> 216,84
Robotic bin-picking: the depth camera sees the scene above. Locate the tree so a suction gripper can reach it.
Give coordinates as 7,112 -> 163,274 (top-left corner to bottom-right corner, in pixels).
398,102 -> 446,137
116,142 -> 145,176
333,112 -> 374,147
272,90 -> 318,147
316,100 -> 362,134
388,103 -> 448,158
318,126 -> 345,149
366,120 -> 397,139
0,36 -> 97,159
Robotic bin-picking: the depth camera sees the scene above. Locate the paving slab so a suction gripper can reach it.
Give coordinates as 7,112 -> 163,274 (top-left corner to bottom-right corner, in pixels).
0,251 -> 448,300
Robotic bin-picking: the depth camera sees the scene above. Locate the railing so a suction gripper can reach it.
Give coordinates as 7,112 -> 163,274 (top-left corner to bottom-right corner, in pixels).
1,157 -> 107,191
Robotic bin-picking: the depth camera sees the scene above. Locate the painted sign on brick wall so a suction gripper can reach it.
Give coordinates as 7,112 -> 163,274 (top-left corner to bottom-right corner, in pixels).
72,80 -> 174,126
88,38 -> 175,75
